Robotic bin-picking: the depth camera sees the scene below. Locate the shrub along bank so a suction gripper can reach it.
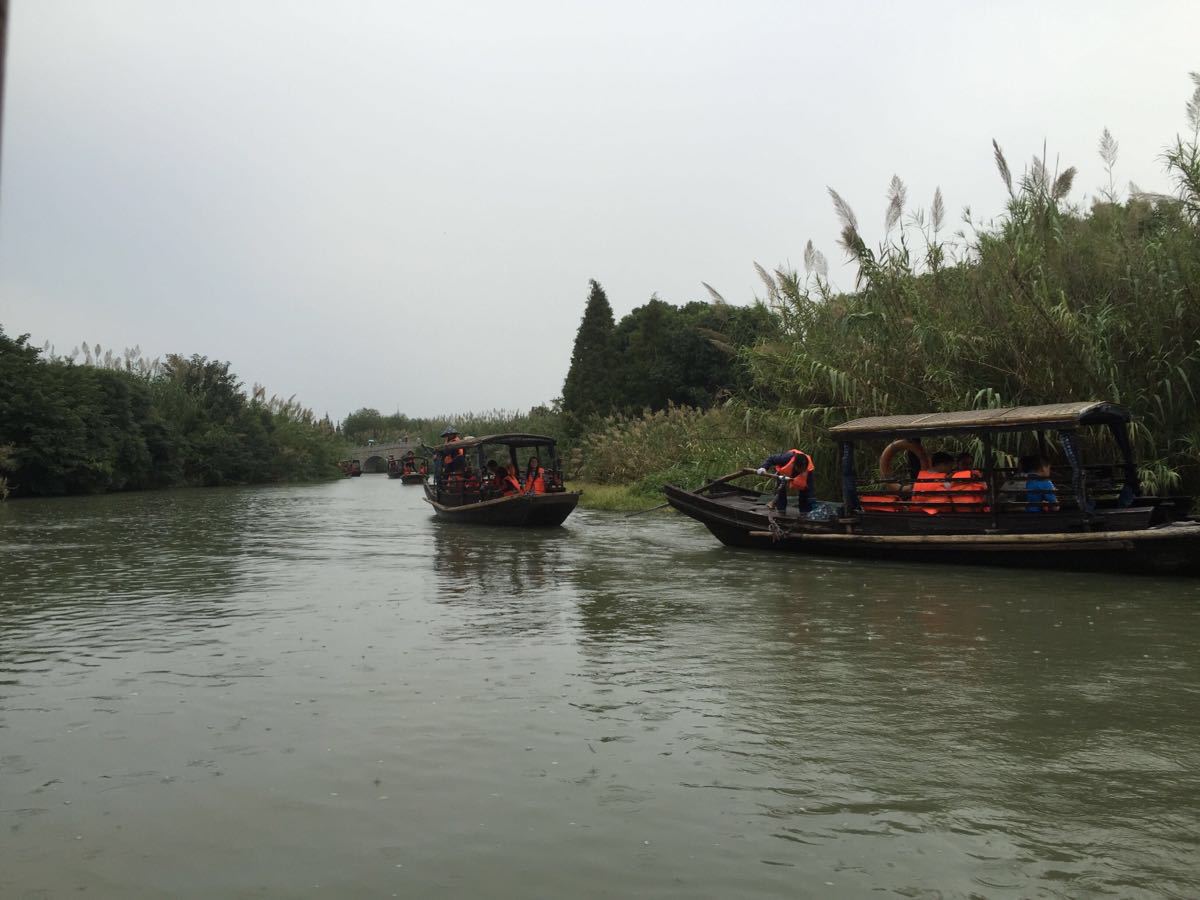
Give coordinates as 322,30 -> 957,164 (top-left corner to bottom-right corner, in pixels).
573,76 -> 1200,504
0,329 -> 344,498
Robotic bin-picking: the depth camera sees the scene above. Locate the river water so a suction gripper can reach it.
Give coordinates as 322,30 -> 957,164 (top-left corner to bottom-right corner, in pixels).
1,479 -> 1198,899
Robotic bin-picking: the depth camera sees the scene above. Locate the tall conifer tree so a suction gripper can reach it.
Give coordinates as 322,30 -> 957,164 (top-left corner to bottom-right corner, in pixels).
561,279 -> 616,422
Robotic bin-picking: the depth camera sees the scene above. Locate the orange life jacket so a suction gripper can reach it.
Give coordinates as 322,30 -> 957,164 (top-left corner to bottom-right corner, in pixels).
949,469 -> 988,512
777,450 -> 814,491
912,470 -> 953,515
860,493 -> 901,513
524,467 -> 546,494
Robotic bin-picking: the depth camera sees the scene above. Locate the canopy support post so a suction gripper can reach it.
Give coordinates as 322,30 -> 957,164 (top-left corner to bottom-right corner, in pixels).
1059,429 -> 1089,523
840,441 -> 859,514
1111,422 -> 1139,506
983,432 -> 998,529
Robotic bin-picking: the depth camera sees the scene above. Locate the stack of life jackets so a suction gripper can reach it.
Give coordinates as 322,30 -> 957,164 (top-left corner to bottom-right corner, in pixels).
912,469 -> 989,514
911,470 -> 954,515
948,469 -> 988,512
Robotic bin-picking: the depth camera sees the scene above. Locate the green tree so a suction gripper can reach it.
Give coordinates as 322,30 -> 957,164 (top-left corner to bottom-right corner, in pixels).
0,326 -> 343,496
561,280 -> 617,424
340,408 -> 387,444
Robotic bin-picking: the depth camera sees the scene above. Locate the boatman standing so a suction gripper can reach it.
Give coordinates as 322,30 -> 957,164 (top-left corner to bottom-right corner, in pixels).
439,426 -> 465,482
757,449 -> 815,514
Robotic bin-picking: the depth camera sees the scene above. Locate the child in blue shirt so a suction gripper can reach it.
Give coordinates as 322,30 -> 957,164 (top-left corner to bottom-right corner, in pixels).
1024,456 -> 1060,513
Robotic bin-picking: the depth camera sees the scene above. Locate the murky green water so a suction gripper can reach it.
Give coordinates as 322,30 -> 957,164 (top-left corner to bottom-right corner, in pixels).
2,479 -> 1198,898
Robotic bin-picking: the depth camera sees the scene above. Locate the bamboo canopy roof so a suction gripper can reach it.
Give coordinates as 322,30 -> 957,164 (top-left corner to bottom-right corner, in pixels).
431,433 -> 559,452
828,401 -> 1131,439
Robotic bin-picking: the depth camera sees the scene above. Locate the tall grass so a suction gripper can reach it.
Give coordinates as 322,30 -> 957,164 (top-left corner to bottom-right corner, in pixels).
580,403 -> 793,495
742,78 -> 1200,494
573,76 -> 1200,500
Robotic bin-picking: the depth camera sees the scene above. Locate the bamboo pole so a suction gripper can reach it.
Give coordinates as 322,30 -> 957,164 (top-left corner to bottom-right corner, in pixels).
746,523 -> 1198,545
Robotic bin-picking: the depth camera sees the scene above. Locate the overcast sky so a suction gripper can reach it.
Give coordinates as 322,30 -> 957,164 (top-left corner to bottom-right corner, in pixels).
2,1 -> 1198,420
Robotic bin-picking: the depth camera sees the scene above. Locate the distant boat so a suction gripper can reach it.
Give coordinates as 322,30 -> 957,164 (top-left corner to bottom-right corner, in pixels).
666,401 -> 1200,575
389,454 -> 428,484
424,434 -> 579,526
340,459 -> 362,477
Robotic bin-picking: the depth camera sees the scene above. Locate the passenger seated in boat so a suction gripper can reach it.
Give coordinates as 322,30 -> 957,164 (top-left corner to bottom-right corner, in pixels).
524,457 -> 547,494
1001,455 -> 1037,509
501,464 -> 522,496
756,448 -> 815,514
485,460 -> 502,492
912,452 -> 956,514
403,451 -> 418,474
1023,456 -> 1060,513
463,466 -> 481,493
949,451 -> 988,512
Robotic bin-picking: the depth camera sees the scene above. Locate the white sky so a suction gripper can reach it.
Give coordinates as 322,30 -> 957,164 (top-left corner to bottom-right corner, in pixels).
2,0 -> 1198,420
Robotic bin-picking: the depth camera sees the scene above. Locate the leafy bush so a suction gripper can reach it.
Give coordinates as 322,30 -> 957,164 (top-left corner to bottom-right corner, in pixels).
744,75 -> 1200,495
0,330 -> 343,497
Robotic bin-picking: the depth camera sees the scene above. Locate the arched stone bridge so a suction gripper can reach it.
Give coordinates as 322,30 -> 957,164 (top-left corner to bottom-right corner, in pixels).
345,439 -> 424,473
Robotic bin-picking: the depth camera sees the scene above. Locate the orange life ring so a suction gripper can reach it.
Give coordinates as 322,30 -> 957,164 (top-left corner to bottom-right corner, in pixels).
879,439 -> 930,481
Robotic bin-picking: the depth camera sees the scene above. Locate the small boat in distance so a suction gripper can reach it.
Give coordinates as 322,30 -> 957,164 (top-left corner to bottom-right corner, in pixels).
424,433 -> 579,526
392,452 -> 429,485
340,459 -> 362,477
665,401 -> 1200,575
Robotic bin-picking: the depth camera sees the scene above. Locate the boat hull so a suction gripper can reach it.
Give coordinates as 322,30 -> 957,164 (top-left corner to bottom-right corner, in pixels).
664,483 -> 1200,575
400,473 -> 426,485
423,488 -> 580,527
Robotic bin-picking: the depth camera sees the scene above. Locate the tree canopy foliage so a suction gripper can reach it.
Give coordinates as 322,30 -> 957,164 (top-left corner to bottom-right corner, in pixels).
0,329 -> 342,497
561,279 -> 617,422
579,74 -> 1200,498
559,279 -> 776,428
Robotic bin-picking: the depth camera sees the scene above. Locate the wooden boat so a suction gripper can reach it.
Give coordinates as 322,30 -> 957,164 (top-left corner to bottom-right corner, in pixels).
423,433 -> 579,527
396,454 -> 429,485
340,459 -> 362,477
386,455 -> 427,481
665,402 -> 1200,575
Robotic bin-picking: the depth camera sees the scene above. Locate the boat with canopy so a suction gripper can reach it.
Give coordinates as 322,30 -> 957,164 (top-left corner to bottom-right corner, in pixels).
423,433 -> 579,526
664,401 -> 1200,574
388,452 -> 428,484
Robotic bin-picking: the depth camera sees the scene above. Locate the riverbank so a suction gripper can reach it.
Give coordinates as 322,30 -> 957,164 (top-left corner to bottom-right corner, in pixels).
568,481 -> 665,512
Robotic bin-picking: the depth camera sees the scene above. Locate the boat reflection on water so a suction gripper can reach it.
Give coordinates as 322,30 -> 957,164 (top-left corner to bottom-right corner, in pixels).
430,522 -> 576,640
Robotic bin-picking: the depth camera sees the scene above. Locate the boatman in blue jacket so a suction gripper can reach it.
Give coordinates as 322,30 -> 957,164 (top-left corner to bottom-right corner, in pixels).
757,448 -> 815,514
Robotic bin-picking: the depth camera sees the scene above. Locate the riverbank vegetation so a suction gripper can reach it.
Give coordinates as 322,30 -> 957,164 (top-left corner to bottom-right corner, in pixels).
556,75 -> 1200,504
336,76 -> 1200,510
567,481 -> 664,512
339,405 -> 568,449
0,329 -> 343,498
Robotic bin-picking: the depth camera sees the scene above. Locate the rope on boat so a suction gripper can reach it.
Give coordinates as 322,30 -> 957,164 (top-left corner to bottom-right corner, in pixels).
766,510 -> 786,542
